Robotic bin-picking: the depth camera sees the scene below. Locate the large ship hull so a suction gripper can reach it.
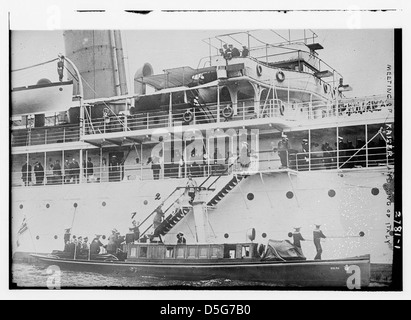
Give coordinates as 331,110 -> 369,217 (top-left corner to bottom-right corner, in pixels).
12,167 -> 394,265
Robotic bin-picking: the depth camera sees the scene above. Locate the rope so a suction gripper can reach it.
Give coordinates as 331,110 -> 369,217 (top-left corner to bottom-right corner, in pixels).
11,58 -> 59,72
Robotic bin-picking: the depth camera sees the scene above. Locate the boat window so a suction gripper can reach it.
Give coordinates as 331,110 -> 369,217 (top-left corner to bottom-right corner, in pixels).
199,247 -> 208,259
286,130 -> 308,171
187,246 -> 197,259
176,246 -> 185,259
139,246 -> 148,258
242,245 -> 250,258
130,247 -> 137,258
166,246 -> 174,258
223,244 -> 237,258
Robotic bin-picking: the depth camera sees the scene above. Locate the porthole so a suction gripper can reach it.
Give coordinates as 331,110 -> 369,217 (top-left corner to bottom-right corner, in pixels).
102,201 -> 106,207
19,204 -> 23,209
328,189 -> 336,197
46,203 -> 50,208
36,236 -> 40,240
286,191 -> 294,199
262,233 -> 267,238
144,200 -> 148,205
371,188 -> 379,196
224,233 -> 229,239
247,193 -> 254,201
73,203 -> 78,208
54,235 -> 58,240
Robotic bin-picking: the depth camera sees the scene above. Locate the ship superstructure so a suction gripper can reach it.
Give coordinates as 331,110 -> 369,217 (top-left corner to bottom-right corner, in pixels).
11,30 -> 395,273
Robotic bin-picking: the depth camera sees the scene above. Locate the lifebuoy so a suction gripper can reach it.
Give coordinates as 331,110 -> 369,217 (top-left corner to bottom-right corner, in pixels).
323,83 -> 329,94
256,65 -> 263,76
279,103 -> 285,116
222,105 -> 234,119
276,70 -> 285,82
183,110 -> 194,123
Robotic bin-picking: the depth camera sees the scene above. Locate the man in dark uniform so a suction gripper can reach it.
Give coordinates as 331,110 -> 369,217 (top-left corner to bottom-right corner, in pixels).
300,138 -> 309,171
177,232 -> 187,244
277,134 -> 289,168
90,236 -> 103,256
21,162 -> 32,186
313,224 -> 326,260
292,227 -> 305,256
33,161 -> 44,185
230,45 -> 241,58
86,157 -> 94,182
241,46 -> 249,57
53,160 -> 62,184
63,228 -> 71,248
129,220 -> 140,243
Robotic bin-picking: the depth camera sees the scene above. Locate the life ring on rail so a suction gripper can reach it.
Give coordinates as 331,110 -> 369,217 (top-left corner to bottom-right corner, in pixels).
323,83 -> 329,94
276,70 -> 285,82
183,110 -> 194,123
256,65 -> 263,76
279,103 -> 285,116
222,105 -> 234,119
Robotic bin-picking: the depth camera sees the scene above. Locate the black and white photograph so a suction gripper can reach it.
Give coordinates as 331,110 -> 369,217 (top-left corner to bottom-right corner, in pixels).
3,2 -> 407,300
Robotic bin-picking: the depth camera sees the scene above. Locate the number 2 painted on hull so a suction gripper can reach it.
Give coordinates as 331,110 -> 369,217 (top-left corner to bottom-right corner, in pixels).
345,265 -> 361,289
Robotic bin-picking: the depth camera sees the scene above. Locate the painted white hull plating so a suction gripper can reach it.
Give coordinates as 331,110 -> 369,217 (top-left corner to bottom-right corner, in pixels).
12,167 -> 394,264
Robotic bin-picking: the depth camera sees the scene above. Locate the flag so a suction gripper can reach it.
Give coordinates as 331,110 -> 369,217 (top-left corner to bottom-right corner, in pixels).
18,219 -> 28,236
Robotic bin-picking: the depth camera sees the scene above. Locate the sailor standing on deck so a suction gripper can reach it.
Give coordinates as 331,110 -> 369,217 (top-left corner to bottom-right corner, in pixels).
313,224 -> 326,260
277,134 -> 289,169
292,227 -> 305,256
186,174 -> 198,204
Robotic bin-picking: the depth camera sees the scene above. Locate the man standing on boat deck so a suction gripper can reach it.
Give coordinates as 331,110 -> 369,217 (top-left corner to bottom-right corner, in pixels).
292,227 -> 305,256
177,232 -> 186,244
86,157 -> 94,182
107,229 -> 119,255
313,224 -> 326,260
277,134 -> 289,169
186,174 -> 198,204
129,220 -> 140,243
53,159 -> 62,184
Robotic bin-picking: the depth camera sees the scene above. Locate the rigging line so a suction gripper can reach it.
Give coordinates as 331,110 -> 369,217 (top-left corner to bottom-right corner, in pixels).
64,65 -> 79,82
78,73 -> 130,130
11,57 -> 59,72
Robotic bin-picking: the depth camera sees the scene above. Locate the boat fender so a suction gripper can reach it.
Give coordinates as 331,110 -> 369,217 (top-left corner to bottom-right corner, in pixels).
279,103 -> 285,116
256,65 -> 263,76
246,228 -> 256,241
276,70 -> 285,82
222,105 -> 234,119
183,109 -> 194,123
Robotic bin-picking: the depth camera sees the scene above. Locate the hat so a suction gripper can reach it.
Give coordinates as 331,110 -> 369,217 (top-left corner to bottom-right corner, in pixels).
302,139 -> 308,143
338,136 -> 343,140
243,45 -> 247,48
281,133 -> 287,138
294,227 -> 301,231
112,228 -> 118,233
314,224 -> 321,228
178,232 -> 184,236
223,44 -> 228,48
84,237 -> 88,241
78,236 -> 82,239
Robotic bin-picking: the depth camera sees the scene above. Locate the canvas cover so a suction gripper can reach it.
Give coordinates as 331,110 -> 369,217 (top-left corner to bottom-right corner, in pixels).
261,239 -> 306,261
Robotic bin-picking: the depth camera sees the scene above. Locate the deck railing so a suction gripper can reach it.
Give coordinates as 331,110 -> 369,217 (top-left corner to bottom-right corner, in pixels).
11,146 -> 393,187
11,125 -> 80,147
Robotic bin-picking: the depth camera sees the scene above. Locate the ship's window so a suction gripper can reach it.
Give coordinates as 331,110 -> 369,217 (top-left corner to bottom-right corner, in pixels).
176,247 -> 185,259
54,235 -> 58,240
130,247 -> 137,258
73,203 -> 78,208
224,244 -> 237,258
286,191 -> 294,199
166,247 -> 174,258
187,247 -> 197,259
211,247 -> 220,259
138,246 -> 148,258
199,247 -> 208,259
310,127 -> 337,170
262,233 -> 267,238
36,236 -> 40,240
338,125 -> 366,169
242,246 -> 250,258
19,205 -> 23,209
46,203 -> 50,208
328,189 -> 336,197
102,202 -> 106,207
224,233 -> 229,239
371,188 -> 379,196
247,193 -> 254,200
